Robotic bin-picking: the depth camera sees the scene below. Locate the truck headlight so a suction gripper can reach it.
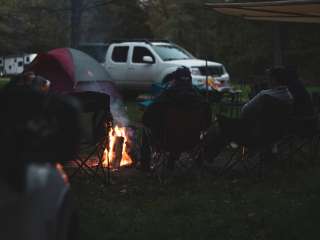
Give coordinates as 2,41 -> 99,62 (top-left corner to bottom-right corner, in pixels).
190,67 -> 201,76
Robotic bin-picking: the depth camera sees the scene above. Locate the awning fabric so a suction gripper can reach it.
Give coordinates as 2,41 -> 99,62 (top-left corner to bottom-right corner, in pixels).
206,0 -> 320,23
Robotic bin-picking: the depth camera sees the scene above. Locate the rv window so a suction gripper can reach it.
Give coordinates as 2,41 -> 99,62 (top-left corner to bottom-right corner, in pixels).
112,46 -> 129,63
26,57 -> 30,62
18,61 -> 23,67
9,65 -> 12,69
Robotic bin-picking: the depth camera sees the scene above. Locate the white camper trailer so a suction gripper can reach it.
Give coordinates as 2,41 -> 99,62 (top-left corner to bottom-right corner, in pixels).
24,53 -> 37,66
0,57 -> 4,76
4,56 -> 24,75
3,54 -> 37,76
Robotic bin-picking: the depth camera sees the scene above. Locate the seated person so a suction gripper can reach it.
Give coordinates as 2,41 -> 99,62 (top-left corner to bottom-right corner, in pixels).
143,66 -> 210,139
141,66 -> 211,170
6,71 -> 50,93
204,66 -> 294,161
0,74 -> 81,239
241,66 -> 293,122
0,76 -> 81,192
286,66 -> 314,117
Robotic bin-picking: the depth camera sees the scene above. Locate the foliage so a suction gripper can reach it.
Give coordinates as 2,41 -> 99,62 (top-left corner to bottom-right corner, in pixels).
0,0 -> 70,54
82,0 -> 153,42
0,0 -> 319,83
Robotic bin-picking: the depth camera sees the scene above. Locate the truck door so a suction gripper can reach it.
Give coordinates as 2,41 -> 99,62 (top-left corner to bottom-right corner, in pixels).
126,46 -> 158,90
106,45 -> 129,84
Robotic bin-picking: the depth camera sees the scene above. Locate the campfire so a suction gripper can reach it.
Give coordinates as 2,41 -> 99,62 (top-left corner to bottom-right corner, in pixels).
103,125 -> 133,169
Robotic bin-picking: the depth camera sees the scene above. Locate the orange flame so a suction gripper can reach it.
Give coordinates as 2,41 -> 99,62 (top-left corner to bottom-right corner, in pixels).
56,163 -> 69,184
103,125 -> 133,168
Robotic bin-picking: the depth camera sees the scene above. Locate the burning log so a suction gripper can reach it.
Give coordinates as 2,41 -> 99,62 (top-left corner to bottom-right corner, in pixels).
111,136 -> 124,169
103,125 -> 133,168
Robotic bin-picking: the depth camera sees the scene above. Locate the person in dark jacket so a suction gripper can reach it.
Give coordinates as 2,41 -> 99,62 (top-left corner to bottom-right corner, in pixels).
142,66 -> 210,139
0,77 -> 80,191
241,66 -> 293,121
6,71 -> 51,93
141,66 -> 211,170
203,66 -> 294,162
286,66 -> 314,116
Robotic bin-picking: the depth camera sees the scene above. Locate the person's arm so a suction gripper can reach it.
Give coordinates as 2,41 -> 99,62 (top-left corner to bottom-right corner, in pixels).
240,92 -> 265,119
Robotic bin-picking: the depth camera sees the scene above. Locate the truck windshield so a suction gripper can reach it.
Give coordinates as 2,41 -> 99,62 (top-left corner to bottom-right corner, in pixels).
152,45 -> 194,61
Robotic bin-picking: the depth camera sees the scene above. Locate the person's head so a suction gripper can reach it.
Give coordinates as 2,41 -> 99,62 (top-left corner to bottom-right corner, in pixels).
174,66 -> 192,83
268,66 -> 288,87
33,75 -> 51,93
165,66 -> 192,88
8,71 -> 50,93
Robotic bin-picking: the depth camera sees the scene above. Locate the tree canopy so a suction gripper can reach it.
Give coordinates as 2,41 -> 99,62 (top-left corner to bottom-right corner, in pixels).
1,0 -> 319,83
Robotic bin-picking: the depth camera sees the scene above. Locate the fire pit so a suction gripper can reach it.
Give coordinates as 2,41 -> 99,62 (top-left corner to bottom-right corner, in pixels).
103,125 -> 133,169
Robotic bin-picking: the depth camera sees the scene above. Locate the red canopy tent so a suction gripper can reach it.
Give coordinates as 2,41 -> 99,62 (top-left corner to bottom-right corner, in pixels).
26,48 -> 121,101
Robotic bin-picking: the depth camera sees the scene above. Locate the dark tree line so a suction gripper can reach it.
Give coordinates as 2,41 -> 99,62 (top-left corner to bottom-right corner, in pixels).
1,0 -> 319,83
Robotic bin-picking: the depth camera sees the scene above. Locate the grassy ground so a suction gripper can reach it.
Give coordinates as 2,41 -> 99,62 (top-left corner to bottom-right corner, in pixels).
73,85 -> 320,240
73,166 -> 320,240
0,77 -> 9,88
1,78 -> 319,239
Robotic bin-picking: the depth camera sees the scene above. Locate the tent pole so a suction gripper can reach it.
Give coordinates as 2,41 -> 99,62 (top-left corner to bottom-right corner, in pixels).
206,58 -> 209,101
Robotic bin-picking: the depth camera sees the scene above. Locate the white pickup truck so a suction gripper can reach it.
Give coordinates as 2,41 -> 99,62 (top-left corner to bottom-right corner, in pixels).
79,40 -> 230,91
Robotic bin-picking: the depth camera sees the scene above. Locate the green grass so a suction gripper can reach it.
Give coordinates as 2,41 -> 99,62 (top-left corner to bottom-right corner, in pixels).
0,77 -> 9,88
73,92 -> 320,240
73,166 -> 320,240
307,85 -> 320,94
1,78 -> 319,239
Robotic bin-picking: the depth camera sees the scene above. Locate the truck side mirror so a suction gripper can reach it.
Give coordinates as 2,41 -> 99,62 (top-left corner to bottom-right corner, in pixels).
142,56 -> 154,64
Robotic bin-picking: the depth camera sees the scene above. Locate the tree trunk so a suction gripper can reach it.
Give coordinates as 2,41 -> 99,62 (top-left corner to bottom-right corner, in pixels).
273,23 -> 284,66
70,0 -> 84,48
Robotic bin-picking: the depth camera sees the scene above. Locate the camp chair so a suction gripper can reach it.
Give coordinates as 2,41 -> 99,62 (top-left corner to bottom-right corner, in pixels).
217,90 -> 245,118
141,102 -> 211,179
215,114 -> 285,177
67,91 -> 112,184
276,115 -> 320,168
137,83 -> 167,109
216,94 -> 293,177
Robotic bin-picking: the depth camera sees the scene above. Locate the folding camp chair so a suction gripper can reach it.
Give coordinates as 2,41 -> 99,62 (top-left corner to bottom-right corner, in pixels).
219,115 -> 320,176
215,116 -> 281,177
67,91 -> 112,184
276,115 -> 320,168
141,102 -> 211,180
217,90 -> 245,118
215,94 -> 293,177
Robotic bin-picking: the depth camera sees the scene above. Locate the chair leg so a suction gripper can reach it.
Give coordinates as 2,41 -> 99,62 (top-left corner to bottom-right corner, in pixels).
140,128 -> 151,171
96,143 -> 110,185
69,142 -> 111,185
96,155 -> 108,185
219,147 -> 242,176
167,152 -> 180,170
69,154 -> 96,179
